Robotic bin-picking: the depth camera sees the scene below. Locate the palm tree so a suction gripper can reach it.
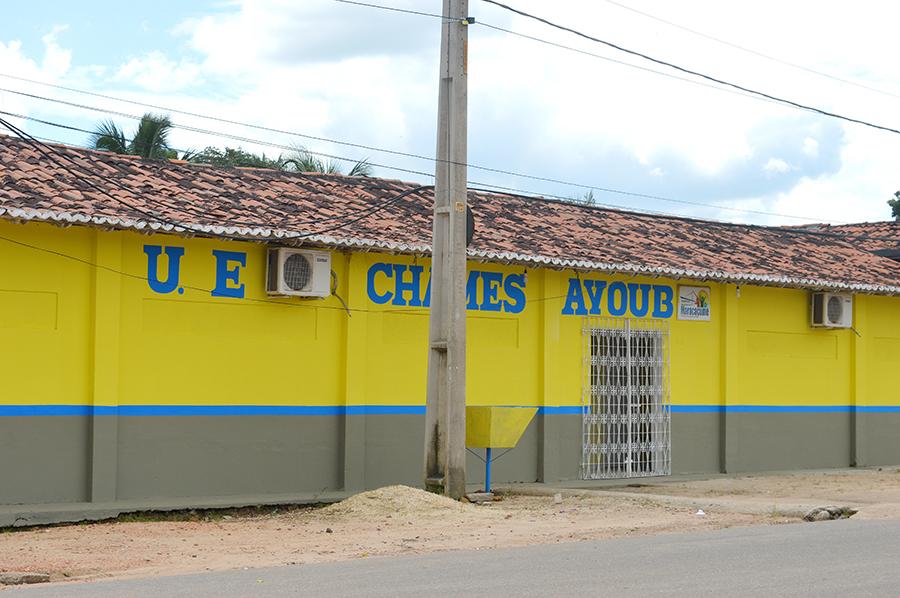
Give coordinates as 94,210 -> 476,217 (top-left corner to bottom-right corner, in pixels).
89,113 -> 175,160
279,145 -> 373,177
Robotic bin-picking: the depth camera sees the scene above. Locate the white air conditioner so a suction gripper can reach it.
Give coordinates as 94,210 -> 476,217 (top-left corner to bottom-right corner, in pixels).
810,292 -> 852,328
266,248 -> 331,297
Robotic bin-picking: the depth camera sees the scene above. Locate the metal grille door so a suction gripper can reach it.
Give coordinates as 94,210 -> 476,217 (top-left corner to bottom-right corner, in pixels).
582,318 -> 671,479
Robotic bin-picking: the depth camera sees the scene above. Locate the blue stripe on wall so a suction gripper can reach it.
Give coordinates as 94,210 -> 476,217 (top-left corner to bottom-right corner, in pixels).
0,405 -> 427,417
671,405 -> 900,414
2,405 -> 899,417
538,406 -> 583,415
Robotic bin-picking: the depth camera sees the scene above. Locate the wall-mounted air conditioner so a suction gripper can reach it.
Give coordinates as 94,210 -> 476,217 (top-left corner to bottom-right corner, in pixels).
266,248 -> 331,297
810,292 -> 852,328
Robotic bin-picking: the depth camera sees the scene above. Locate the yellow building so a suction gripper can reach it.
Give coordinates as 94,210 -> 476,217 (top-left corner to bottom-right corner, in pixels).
1,137 -> 899,524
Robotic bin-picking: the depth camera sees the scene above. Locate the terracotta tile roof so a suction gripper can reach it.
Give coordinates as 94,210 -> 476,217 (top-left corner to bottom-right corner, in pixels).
791,221 -> 900,253
3,136 -> 900,294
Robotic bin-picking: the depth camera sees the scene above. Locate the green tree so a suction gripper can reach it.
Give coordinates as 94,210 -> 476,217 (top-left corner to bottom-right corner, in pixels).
889,191 -> 900,220
570,189 -> 597,205
89,113 -> 176,160
279,145 -> 373,177
187,146 -> 281,169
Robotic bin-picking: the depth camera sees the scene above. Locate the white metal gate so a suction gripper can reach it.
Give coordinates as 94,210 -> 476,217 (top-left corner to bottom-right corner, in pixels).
582,317 -> 671,479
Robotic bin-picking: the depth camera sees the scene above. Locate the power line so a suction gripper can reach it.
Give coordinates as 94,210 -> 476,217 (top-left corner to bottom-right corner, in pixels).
0,115 -> 244,239
480,0 -> 900,137
0,86 -> 437,181
332,0 -> 447,20
3,153 -> 899,276
0,232 -> 381,315
0,109 -> 433,231
8,107 -> 838,224
599,0 -> 900,102
4,117 -> 900,247
321,2 -> 788,111
0,74 -> 781,201
475,21 -> 784,109
4,119 -> 854,231
0,116 -> 433,241
1,87 -> 835,223
0,71 -> 440,167
338,0 -> 900,132
10,112 -> 820,229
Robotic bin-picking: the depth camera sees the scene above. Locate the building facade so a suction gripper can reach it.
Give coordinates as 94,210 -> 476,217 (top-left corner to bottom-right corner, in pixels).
1,138 -> 899,524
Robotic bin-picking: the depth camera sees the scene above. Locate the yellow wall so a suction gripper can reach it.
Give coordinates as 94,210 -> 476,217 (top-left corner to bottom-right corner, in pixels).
0,222 -> 94,407
734,285 -> 852,407
1,220 -> 898,412
859,294 -> 900,407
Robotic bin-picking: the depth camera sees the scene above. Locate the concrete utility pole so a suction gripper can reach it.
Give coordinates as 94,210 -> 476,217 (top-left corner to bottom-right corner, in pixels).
424,0 -> 469,499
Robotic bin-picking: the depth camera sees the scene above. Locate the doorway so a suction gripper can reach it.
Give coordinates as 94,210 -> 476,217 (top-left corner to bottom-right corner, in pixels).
582,318 -> 671,479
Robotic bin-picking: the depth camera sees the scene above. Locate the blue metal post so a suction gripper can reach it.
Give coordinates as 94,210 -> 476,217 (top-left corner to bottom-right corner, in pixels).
485,447 -> 492,493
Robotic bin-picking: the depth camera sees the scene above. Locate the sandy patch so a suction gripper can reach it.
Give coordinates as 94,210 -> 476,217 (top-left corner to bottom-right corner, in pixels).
0,485 -> 783,585
603,468 -> 900,519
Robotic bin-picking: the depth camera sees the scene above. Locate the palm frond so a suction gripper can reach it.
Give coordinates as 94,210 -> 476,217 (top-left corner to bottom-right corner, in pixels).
130,113 -> 174,159
346,158 -> 373,177
322,159 -> 343,174
179,148 -> 200,162
280,146 -> 328,173
89,119 -> 128,154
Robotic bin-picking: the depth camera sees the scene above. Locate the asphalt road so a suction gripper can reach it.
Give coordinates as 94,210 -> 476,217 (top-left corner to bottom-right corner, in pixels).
8,519 -> 900,597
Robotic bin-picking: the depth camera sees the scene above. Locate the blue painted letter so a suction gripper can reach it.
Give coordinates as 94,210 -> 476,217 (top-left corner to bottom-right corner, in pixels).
608,281 -> 628,316
466,271 -> 480,310
585,280 -> 608,315
628,283 -> 652,317
367,262 -> 394,304
392,264 -> 424,307
652,285 -> 674,318
561,278 -> 587,315
503,273 -> 527,314
480,272 -> 503,312
144,245 -> 184,294
212,250 -> 246,298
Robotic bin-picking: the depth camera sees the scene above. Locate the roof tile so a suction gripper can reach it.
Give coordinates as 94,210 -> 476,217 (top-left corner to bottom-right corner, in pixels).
2,136 -> 900,293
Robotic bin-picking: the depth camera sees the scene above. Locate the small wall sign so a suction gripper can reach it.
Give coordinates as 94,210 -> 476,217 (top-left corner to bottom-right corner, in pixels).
678,286 -> 711,321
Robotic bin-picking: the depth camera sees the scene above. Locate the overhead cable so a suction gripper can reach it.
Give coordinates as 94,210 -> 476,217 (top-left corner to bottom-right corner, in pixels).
0,75 -> 780,196
600,0 -> 900,101
0,88 -> 832,223
0,116 -> 432,240
480,0 -> 900,137
332,0 -> 447,20
5,119 -> 900,246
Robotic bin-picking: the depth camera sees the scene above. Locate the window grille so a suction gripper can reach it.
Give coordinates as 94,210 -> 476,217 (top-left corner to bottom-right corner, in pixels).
582,317 -> 671,479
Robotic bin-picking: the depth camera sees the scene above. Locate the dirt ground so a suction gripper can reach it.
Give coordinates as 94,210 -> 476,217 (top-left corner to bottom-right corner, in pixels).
2,469 -> 899,585
602,468 -> 900,519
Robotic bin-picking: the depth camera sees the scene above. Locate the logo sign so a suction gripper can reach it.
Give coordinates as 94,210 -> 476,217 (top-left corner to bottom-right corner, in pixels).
678,286 -> 711,321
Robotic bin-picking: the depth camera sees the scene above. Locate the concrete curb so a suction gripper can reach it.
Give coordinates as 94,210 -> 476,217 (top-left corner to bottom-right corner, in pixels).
0,572 -> 51,585
495,484 -> 843,518
0,491 -> 351,528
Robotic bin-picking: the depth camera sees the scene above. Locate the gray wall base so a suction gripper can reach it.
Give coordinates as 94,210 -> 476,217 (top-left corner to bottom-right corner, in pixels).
3,410 -> 898,525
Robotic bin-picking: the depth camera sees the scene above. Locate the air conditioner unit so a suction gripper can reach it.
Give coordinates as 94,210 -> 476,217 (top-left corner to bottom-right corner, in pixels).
266,248 -> 331,297
810,292 -> 852,328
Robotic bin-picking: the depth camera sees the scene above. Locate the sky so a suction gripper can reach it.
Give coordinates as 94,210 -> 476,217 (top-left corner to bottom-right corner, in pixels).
2,0 -> 900,225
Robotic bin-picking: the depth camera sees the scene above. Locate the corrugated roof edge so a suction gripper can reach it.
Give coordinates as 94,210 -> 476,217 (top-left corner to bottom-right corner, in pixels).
4,204 -> 900,296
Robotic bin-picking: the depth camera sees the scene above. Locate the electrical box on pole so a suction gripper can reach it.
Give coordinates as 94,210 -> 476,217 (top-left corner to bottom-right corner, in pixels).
424,0 -> 469,499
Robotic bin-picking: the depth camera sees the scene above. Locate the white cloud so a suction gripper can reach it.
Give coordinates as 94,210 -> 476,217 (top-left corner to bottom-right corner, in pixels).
802,137 -> 819,157
114,51 -> 202,93
8,0 -> 900,225
0,26 -> 72,135
40,25 -> 71,77
763,158 -> 791,174
174,0 -> 452,76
